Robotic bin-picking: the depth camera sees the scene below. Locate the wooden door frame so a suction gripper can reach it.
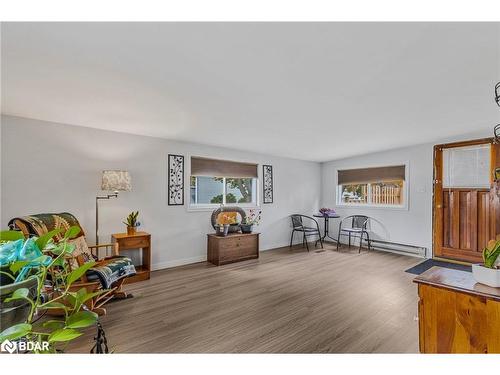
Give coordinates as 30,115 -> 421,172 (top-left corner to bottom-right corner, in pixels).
432,137 -> 497,262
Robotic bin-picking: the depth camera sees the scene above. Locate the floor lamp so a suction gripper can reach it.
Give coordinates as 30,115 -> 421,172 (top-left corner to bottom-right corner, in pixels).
96,170 -> 132,245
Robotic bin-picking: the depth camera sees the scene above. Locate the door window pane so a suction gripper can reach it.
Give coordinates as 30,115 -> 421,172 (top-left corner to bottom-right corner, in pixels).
443,144 -> 491,188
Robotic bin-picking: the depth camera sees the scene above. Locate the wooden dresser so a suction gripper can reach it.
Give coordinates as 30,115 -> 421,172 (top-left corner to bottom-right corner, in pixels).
207,232 -> 259,266
414,267 -> 500,353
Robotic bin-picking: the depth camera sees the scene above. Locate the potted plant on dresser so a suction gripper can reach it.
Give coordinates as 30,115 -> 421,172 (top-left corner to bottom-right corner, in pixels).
472,235 -> 500,287
123,211 -> 140,235
240,209 -> 262,234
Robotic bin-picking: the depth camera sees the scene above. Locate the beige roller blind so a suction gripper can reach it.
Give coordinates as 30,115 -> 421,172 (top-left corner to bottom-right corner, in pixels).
338,165 -> 406,185
191,157 -> 258,178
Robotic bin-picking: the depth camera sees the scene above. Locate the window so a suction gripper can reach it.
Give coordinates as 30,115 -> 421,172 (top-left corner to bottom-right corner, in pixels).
442,144 -> 490,188
190,157 -> 258,207
337,165 -> 406,208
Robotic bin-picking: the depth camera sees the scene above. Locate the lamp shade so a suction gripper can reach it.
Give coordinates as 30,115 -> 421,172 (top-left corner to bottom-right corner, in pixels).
101,170 -> 131,192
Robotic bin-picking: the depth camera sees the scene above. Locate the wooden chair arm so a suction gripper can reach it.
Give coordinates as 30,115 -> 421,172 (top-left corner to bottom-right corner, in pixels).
88,242 -> 119,259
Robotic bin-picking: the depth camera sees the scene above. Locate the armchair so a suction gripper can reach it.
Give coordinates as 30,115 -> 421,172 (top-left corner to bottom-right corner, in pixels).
8,212 -> 136,315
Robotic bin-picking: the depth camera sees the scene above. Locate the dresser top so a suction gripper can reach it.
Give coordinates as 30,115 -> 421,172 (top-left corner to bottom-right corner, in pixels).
414,266 -> 500,302
207,232 -> 260,239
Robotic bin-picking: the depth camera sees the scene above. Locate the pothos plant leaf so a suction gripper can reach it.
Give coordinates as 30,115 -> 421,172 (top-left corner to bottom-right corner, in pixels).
49,241 -> 75,256
9,260 -> 31,274
48,328 -> 83,343
78,289 -> 109,304
65,311 -> 98,329
4,287 -> 30,302
43,320 -> 65,330
43,301 -> 67,310
0,323 -> 32,342
35,228 -> 63,251
66,261 -> 96,286
0,230 -> 25,241
64,226 -> 81,240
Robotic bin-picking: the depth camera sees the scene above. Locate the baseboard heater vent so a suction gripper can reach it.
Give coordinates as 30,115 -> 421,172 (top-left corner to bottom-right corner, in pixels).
363,239 -> 427,258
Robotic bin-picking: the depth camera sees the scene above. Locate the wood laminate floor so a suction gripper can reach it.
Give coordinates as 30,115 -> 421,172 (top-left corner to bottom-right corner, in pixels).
70,243 -> 422,353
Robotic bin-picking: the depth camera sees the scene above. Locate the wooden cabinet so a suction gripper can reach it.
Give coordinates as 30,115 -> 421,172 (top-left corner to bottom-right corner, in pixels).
207,233 -> 259,266
112,231 -> 151,283
414,267 -> 500,353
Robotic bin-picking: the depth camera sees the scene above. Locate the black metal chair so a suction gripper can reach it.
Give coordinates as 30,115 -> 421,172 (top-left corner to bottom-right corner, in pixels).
289,214 -> 323,251
336,215 -> 371,253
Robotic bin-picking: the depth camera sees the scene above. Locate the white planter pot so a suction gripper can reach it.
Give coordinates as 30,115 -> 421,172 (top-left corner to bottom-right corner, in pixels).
472,264 -> 500,288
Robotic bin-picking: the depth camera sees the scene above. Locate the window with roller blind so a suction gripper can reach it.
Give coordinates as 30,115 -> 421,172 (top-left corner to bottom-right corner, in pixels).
336,165 -> 407,208
190,156 -> 259,208
442,144 -> 491,188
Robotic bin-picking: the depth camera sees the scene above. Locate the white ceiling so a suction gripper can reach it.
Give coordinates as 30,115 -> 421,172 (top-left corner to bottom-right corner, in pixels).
1,22 -> 499,162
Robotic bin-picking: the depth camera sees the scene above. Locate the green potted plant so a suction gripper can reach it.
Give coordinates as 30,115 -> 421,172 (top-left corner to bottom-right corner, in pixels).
241,209 -> 262,234
123,211 -> 140,235
472,235 -> 500,287
0,227 -> 107,353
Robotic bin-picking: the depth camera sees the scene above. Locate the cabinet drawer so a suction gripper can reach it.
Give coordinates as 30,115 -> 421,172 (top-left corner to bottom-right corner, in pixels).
219,236 -> 257,250
220,245 -> 257,261
219,238 -> 258,261
117,236 -> 149,249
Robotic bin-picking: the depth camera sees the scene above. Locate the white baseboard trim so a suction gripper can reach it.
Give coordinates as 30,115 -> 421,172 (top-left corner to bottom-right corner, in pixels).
260,242 -> 289,251
152,255 -> 207,271
151,241 -> 293,271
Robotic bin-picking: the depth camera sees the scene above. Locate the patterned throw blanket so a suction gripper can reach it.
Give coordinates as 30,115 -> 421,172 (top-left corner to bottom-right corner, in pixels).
85,257 -> 136,289
8,213 -> 136,289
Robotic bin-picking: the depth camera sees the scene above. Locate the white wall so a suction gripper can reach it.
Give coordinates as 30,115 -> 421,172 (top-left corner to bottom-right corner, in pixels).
321,144 -> 434,253
1,115 -> 321,270
320,130 -> 491,257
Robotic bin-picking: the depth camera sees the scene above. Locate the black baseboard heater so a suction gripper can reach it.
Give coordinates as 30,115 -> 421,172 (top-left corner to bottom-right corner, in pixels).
362,238 -> 427,257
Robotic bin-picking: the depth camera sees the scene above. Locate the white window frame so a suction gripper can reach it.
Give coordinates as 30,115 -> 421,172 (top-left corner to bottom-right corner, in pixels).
189,176 -> 258,210
335,162 -> 409,211
184,153 -> 261,212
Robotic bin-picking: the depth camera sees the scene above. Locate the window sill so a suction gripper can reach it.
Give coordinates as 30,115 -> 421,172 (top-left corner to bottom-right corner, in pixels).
187,204 -> 261,212
336,203 -> 408,211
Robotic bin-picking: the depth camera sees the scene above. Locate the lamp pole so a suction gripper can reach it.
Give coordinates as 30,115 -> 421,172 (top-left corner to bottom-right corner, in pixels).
95,192 -> 118,245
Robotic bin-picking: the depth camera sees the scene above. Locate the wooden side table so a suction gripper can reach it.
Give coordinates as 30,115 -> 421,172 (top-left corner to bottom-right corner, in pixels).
112,231 -> 151,283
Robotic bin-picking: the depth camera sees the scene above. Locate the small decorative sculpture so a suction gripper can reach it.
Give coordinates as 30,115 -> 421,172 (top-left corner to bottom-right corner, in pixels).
210,206 -> 247,233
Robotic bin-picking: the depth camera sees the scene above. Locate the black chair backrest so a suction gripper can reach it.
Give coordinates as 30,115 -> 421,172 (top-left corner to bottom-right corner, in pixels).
352,215 -> 369,229
291,215 -> 304,229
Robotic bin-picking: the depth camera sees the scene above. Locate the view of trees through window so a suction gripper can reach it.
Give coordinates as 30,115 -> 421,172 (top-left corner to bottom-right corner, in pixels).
190,176 -> 256,205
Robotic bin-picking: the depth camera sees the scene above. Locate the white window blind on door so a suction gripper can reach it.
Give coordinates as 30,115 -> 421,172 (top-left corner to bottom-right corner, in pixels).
442,144 -> 491,188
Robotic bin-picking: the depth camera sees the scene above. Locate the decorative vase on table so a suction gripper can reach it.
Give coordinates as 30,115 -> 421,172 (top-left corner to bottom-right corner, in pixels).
215,224 -> 230,237
240,224 -> 253,234
240,209 -> 262,234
